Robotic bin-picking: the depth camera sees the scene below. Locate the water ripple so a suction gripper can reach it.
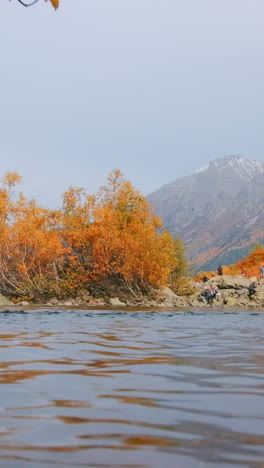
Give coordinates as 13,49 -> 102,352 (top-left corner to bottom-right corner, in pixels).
0,309 -> 263,467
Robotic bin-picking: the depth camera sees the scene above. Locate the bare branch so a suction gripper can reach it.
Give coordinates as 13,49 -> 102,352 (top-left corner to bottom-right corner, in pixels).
17,0 -> 41,7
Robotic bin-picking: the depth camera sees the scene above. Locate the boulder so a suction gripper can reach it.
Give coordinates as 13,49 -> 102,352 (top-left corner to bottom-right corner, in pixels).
95,298 -> 106,306
236,289 -> 249,297
109,297 -> 126,307
223,297 -> 238,307
175,297 -> 190,307
126,300 -> 136,307
198,296 -> 207,304
0,294 -> 14,306
143,300 -> 159,307
189,298 -> 201,307
159,302 -> 173,307
160,286 -> 179,301
88,298 -> 98,306
80,292 -> 90,301
237,299 -> 250,307
75,296 -> 84,304
208,275 -> 251,290
49,297 -> 59,305
251,291 -> 264,305
214,295 -> 224,305
249,277 -> 258,283
257,283 -> 264,292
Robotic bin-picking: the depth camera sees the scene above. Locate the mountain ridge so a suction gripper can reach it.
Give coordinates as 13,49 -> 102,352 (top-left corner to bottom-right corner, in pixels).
148,155 -> 264,271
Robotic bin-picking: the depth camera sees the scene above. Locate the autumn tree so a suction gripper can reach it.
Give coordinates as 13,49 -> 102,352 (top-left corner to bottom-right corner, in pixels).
91,174 -> 177,295
0,173 -> 67,298
60,186 -> 96,294
225,246 -> 264,278
61,170 -> 178,296
0,169 -> 182,300
169,238 -> 192,294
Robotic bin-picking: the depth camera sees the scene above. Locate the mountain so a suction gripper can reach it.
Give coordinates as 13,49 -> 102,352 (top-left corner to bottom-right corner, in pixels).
148,155 -> 264,271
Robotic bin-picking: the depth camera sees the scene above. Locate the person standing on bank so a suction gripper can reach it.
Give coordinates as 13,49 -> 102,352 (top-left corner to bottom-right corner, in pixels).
248,282 -> 257,298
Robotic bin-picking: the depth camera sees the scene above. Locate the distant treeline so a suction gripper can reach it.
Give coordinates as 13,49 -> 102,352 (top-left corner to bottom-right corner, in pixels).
198,245 -> 264,280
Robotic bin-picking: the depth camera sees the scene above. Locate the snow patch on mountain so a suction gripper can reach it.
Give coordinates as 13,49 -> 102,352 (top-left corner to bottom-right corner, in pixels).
208,155 -> 264,181
195,164 -> 209,174
194,155 -> 263,179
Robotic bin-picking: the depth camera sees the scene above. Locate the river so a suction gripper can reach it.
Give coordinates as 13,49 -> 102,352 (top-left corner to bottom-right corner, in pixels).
0,308 -> 263,468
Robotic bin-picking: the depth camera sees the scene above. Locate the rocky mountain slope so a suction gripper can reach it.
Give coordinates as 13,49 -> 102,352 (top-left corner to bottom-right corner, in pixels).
148,155 -> 264,271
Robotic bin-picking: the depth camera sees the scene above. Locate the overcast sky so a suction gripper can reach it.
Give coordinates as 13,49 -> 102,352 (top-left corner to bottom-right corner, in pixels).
1,0 -> 264,207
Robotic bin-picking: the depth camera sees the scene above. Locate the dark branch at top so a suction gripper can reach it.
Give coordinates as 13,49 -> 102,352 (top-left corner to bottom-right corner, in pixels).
17,0 -> 40,6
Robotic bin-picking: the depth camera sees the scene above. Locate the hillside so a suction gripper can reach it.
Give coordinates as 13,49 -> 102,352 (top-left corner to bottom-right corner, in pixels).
148,155 -> 264,271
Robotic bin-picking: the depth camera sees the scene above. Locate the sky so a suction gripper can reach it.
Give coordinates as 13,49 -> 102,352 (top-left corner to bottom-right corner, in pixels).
1,0 -> 264,208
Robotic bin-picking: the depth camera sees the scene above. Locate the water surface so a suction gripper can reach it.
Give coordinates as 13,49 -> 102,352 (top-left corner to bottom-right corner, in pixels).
0,308 -> 263,468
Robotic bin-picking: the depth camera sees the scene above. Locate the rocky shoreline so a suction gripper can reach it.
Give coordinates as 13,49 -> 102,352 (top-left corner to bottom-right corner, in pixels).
0,275 -> 263,310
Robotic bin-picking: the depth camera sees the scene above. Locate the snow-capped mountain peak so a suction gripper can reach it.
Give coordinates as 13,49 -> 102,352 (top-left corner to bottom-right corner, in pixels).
148,155 -> 264,271
208,155 -> 264,181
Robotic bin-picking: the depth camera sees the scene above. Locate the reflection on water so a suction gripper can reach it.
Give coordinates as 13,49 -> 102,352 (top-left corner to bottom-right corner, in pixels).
0,309 -> 263,467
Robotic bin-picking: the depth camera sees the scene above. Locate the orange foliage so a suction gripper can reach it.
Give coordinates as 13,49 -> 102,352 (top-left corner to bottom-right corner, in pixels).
224,247 -> 264,278
197,248 -> 264,281
46,0 -> 59,8
194,264 -> 232,283
2,171 -> 22,189
0,182 -> 68,296
61,170 -> 178,295
0,170 -> 179,299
